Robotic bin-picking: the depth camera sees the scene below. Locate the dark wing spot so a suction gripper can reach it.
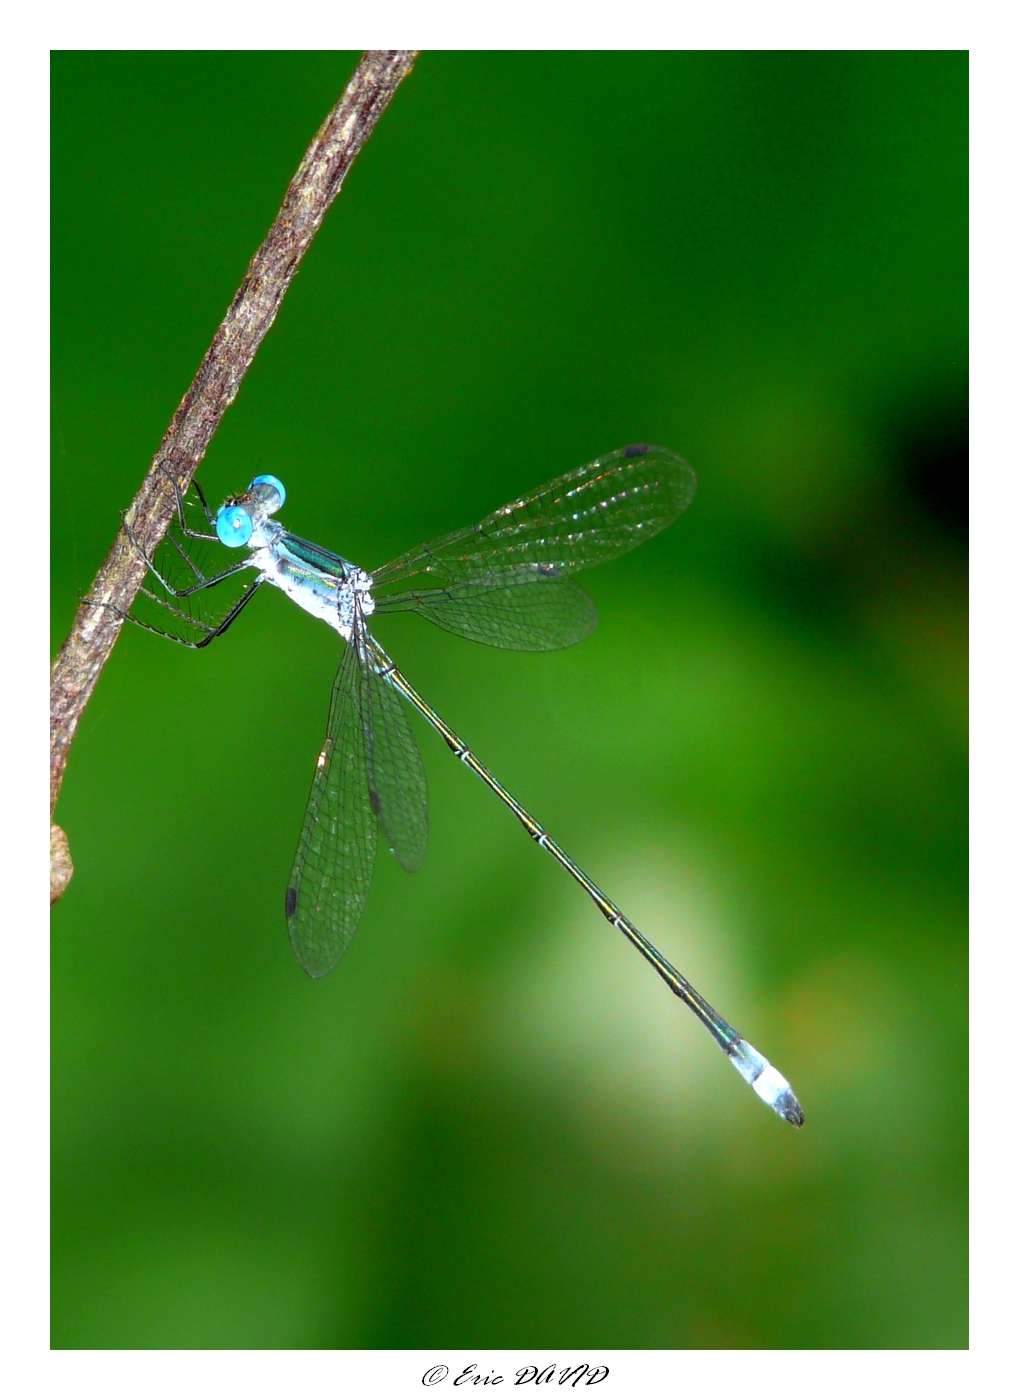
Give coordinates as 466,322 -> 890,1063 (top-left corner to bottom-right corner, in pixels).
623,443 -> 649,458
369,788 -> 382,816
285,887 -> 298,919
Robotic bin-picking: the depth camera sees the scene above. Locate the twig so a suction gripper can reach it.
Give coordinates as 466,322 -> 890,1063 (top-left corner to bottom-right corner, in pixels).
49,50 -> 420,903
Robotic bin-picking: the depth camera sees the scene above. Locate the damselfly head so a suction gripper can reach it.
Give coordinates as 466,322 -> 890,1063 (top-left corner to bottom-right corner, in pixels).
215,475 -> 286,547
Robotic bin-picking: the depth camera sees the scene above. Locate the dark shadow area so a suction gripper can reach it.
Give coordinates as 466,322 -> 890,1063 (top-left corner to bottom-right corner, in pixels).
886,381 -> 969,552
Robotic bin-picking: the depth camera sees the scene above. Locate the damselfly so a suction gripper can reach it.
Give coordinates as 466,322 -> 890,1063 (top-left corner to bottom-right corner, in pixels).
118,445 -> 803,1125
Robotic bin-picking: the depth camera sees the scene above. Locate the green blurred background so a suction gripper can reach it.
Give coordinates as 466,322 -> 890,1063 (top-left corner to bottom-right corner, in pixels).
51,52 -> 967,1348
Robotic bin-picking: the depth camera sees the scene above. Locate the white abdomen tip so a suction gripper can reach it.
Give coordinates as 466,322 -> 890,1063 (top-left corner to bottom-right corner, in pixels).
728,1037 -> 805,1127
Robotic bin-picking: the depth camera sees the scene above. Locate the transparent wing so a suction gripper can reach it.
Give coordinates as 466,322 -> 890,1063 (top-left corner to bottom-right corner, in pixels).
363,639 -> 428,872
287,639 -> 377,978
371,445 -> 695,590
374,574 -> 597,651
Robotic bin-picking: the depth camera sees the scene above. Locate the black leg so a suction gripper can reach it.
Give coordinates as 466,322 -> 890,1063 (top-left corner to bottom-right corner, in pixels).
186,475 -> 218,529
166,560 -> 255,599
85,579 -> 263,650
189,578 -> 263,647
151,462 -> 219,541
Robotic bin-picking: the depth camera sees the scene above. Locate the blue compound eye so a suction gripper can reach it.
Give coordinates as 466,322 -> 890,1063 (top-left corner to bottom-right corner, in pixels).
250,473 -> 286,510
216,503 -> 254,548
